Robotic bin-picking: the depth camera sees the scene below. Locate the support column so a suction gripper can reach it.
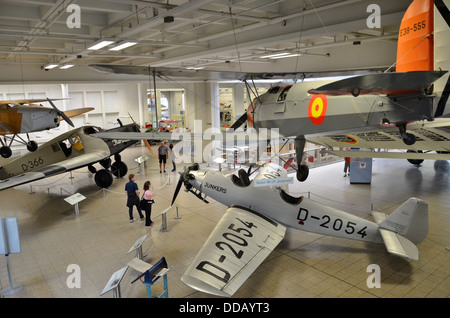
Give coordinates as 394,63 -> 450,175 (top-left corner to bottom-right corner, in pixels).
232,83 -> 245,122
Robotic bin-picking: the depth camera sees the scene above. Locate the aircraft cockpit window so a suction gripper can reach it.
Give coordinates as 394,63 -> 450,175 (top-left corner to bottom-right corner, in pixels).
59,139 -> 72,157
84,126 -> 101,135
267,86 -> 281,94
231,169 -> 251,187
277,85 -> 292,102
279,189 -> 303,205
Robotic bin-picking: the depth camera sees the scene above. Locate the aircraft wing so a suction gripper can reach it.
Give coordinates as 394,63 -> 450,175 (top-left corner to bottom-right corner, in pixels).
0,151 -> 109,191
307,118 -> 450,160
181,205 -> 286,297
308,71 -> 447,96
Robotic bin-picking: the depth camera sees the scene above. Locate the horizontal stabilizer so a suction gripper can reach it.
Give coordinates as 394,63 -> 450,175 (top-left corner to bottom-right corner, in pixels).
372,197 -> 428,260
378,229 -> 419,260
308,71 -> 446,96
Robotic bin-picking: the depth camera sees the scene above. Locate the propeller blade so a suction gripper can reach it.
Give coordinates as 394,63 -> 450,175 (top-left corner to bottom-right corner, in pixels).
229,112 -> 247,130
47,98 -> 74,127
171,178 -> 183,206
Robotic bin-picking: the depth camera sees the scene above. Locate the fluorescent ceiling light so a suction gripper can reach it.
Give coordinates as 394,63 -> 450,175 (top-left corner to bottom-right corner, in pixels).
87,39 -> 115,50
44,63 -> 58,69
259,52 -> 301,59
109,41 -> 138,51
270,53 -> 301,59
59,64 -> 74,69
260,52 -> 290,59
185,66 -> 205,70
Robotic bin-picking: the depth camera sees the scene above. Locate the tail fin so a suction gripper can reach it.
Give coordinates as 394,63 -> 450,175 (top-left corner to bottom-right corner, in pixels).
396,0 -> 434,72
372,198 -> 428,260
380,198 -> 428,244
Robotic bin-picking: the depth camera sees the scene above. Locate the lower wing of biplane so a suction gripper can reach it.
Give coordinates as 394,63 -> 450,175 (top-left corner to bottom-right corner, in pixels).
307,118 -> 450,162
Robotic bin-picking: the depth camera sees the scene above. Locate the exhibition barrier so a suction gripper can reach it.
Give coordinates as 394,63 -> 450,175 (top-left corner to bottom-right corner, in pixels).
0,217 -> 23,296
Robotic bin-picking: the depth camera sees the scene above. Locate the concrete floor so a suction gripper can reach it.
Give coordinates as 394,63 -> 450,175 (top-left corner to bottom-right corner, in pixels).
0,143 -> 448,300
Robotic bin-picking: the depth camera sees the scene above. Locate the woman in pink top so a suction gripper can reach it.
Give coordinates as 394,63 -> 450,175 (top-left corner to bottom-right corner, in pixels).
142,181 -> 155,227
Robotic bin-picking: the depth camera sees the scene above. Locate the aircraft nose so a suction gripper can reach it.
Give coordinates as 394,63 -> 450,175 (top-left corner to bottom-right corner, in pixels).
189,170 -> 206,189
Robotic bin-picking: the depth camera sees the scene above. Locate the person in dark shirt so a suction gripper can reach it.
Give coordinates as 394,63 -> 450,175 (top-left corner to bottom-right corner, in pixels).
125,174 -> 144,222
158,141 -> 169,173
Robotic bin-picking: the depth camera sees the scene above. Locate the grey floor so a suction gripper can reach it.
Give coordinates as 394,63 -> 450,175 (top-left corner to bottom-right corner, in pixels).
0,143 -> 448,299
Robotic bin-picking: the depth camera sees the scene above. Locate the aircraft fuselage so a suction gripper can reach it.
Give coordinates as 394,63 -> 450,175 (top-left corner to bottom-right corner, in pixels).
187,167 -> 383,244
252,80 -> 435,138
0,106 -> 61,134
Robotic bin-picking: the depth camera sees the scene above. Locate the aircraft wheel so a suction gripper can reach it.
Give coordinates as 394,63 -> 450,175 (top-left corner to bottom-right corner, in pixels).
407,150 -> 424,165
0,146 -> 12,158
26,141 -> 38,152
95,169 -> 114,188
402,133 -> 416,145
111,161 -> 128,178
296,164 -> 309,182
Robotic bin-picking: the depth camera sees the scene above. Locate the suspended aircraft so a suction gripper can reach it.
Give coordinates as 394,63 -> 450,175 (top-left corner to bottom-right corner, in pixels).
0,98 -> 94,158
0,120 -> 139,191
168,162 -> 428,297
89,0 -> 449,183
306,118 -> 450,166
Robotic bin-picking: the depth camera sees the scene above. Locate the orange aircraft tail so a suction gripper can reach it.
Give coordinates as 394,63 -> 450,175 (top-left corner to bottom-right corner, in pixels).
396,0 -> 434,72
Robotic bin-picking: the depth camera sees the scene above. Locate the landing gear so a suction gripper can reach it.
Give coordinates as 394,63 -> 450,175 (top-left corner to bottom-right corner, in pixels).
296,164 -> 309,182
294,136 -> 309,182
26,141 -> 38,152
0,146 -> 12,158
111,161 -> 128,178
407,150 -> 424,165
89,155 -> 128,188
398,124 -> 416,145
94,169 -> 114,188
0,134 -> 39,158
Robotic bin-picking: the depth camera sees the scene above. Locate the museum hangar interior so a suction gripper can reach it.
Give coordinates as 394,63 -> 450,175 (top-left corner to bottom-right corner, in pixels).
0,0 -> 448,300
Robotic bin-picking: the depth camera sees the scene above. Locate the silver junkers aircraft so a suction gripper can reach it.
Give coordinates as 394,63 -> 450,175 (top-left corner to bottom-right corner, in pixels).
0,121 -> 139,191
171,162 -> 428,297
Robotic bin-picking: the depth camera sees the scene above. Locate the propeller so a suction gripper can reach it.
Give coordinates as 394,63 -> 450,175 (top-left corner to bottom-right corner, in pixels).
47,98 -> 74,127
229,112 -> 248,130
171,163 -> 200,206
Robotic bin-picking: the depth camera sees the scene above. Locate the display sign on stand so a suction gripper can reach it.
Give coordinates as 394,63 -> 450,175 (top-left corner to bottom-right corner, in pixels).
128,233 -> 149,260
64,193 -> 86,216
0,217 -> 23,296
100,266 -> 128,298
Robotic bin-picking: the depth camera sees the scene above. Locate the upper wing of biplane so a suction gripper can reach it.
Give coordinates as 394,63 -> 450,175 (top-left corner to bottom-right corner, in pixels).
307,118 -> 450,160
0,150 -> 109,191
89,64 -> 378,82
181,205 -> 286,297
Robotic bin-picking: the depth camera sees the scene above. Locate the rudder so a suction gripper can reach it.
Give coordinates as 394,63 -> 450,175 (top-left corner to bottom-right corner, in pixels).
379,198 -> 428,245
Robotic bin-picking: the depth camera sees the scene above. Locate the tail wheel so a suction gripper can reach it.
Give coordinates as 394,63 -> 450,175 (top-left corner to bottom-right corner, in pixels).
95,169 -> 114,188
111,161 -> 128,178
